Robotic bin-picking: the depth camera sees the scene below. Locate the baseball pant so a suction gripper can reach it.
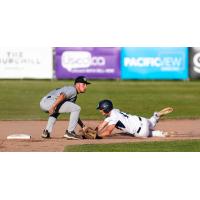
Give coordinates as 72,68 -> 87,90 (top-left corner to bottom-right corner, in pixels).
133,112 -> 163,137
40,97 -> 81,133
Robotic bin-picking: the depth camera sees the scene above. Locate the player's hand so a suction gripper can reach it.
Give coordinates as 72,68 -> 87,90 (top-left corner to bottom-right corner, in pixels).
48,107 -> 56,115
82,125 -> 88,132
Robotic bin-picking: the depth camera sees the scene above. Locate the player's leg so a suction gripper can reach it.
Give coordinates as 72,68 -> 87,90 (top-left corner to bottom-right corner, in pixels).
150,130 -> 165,137
40,97 -> 58,138
151,130 -> 176,137
40,96 -> 54,112
58,101 -> 81,139
148,107 -> 173,129
148,107 -> 174,128
44,113 -> 60,136
137,117 -> 167,137
58,101 -> 81,131
134,117 -> 150,138
148,113 -> 160,129
147,114 -> 171,137
149,108 -> 174,137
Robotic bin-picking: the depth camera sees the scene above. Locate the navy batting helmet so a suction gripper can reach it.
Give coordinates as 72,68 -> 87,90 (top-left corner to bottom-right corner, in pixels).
97,99 -> 113,113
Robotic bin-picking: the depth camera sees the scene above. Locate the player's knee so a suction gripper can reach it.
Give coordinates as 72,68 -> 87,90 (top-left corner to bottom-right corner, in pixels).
75,105 -> 81,112
39,102 -> 47,112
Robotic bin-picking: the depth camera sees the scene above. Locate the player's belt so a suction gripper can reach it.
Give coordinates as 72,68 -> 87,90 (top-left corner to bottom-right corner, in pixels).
136,117 -> 142,133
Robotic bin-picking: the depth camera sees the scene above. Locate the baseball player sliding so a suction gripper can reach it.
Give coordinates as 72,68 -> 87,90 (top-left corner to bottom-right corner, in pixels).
96,99 -> 174,138
40,76 -> 91,139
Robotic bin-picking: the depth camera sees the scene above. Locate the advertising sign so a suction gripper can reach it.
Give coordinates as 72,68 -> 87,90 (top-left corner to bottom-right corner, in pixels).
189,47 -> 200,79
55,47 -> 120,79
121,48 -> 188,80
0,47 -> 53,79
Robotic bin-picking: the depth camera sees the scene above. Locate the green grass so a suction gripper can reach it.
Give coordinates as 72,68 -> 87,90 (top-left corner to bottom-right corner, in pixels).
1,80 -> 200,120
64,139 -> 200,152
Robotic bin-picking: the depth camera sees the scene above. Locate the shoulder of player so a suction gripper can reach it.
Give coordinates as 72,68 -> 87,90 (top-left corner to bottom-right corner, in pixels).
111,108 -> 120,114
61,85 -> 77,92
109,109 -> 120,118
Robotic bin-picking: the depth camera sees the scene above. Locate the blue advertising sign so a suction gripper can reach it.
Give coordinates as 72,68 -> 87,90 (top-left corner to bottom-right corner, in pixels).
121,48 -> 189,80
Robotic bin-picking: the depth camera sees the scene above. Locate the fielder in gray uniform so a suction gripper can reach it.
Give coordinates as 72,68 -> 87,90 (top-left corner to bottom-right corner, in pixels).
40,76 -> 91,139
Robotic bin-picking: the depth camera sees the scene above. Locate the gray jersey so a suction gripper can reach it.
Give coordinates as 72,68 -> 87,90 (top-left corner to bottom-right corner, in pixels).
45,86 -> 77,103
40,85 -> 81,134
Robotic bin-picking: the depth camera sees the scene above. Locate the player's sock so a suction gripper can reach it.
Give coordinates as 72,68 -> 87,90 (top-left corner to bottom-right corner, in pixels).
46,116 -> 57,133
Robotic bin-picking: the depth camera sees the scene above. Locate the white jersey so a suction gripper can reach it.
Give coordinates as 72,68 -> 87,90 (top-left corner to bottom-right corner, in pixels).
104,109 -> 143,134
104,108 -> 166,138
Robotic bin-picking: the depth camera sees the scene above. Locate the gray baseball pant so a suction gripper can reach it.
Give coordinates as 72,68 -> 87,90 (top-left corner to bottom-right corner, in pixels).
40,97 -> 81,133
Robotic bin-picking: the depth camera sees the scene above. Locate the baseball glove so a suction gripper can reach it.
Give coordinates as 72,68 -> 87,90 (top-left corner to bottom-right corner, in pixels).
79,127 -> 98,139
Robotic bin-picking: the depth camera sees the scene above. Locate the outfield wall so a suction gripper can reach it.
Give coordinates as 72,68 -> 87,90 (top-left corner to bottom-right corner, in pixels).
54,47 -> 189,80
0,48 -> 53,79
189,47 -> 200,79
55,47 -> 120,79
121,48 -> 188,80
0,47 -> 199,80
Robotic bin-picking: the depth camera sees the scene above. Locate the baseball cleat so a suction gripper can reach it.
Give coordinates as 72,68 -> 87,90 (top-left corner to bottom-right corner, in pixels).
41,130 -> 50,138
157,107 -> 173,117
64,130 -> 79,140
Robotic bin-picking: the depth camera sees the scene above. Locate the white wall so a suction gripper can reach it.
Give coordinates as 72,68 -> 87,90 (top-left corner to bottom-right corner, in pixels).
0,47 -> 53,79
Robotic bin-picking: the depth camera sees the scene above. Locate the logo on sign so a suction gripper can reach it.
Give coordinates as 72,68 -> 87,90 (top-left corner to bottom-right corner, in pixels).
193,52 -> 200,73
124,57 -> 182,68
61,51 -> 106,71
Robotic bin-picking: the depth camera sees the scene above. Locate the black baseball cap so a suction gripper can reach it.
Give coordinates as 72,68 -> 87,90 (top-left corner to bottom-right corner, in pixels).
74,76 -> 91,85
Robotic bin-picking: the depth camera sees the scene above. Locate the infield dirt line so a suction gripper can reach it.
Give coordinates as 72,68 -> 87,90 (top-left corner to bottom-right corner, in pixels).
0,119 -> 200,151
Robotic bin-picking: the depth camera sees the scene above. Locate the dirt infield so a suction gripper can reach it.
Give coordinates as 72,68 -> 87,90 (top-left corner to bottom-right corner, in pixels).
0,119 -> 200,151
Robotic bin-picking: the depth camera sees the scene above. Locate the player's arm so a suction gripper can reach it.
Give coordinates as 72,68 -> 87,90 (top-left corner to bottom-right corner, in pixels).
77,118 -> 86,129
98,124 -> 116,137
96,121 -> 115,137
48,93 -> 66,115
96,120 -> 109,132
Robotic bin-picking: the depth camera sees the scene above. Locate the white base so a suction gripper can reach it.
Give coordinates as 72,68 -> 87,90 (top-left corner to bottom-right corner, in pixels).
7,134 -> 31,140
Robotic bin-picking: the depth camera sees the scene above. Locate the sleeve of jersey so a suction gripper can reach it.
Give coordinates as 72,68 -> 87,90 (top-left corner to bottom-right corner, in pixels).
60,87 -> 75,99
104,116 -> 118,126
